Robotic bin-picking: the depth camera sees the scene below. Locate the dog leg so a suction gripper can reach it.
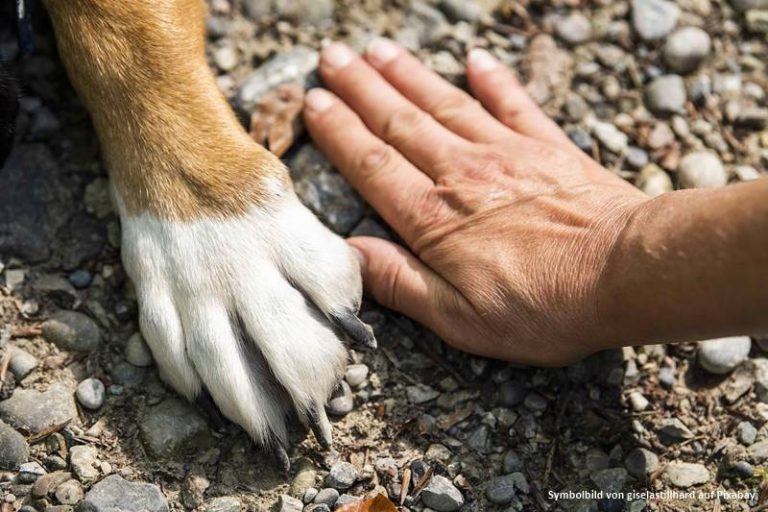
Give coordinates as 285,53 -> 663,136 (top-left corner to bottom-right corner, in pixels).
42,0 -> 375,459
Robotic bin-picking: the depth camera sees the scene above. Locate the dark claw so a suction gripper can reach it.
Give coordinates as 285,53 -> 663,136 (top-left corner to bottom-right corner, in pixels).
272,442 -> 291,475
307,403 -> 333,450
196,390 -> 228,433
330,312 -> 377,349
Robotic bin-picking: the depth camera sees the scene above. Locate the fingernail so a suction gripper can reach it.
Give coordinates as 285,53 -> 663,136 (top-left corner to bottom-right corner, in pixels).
468,48 -> 499,72
323,42 -> 355,69
366,37 -> 399,67
305,88 -> 334,112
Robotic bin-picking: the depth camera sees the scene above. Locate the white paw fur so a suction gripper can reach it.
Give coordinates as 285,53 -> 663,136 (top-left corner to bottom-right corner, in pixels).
115,187 -> 363,448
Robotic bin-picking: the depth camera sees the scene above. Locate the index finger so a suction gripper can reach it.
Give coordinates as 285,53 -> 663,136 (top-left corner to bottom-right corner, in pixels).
303,88 -> 435,246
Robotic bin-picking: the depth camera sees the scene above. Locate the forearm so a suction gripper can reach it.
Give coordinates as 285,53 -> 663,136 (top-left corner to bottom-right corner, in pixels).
599,177 -> 768,348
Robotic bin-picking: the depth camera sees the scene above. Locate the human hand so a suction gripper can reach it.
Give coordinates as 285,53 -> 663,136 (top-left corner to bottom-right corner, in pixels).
303,39 -> 651,366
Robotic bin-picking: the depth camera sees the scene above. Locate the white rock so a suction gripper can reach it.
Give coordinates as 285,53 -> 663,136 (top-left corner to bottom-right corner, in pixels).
663,27 -> 711,73
678,151 -> 728,189
664,462 -> 710,487
698,336 -> 752,374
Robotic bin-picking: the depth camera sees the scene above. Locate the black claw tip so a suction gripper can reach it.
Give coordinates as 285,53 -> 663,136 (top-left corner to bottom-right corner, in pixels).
308,404 -> 333,450
272,443 -> 291,475
196,390 -> 228,433
331,312 -> 377,349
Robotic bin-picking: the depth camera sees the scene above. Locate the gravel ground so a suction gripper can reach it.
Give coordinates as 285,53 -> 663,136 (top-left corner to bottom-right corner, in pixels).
0,0 -> 767,511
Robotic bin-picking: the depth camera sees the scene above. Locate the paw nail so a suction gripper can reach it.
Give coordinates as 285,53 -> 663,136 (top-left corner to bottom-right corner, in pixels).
331,312 -> 377,349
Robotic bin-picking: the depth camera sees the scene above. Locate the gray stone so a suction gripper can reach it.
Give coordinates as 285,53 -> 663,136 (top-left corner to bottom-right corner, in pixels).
663,27 -> 711,73
344,364 -> 369,388
18,461 -> 46,483
439,0 -> 488,22
325,462 -> 358,490
326,381 -> 354,416
568,128 -> 594,151
213,46 -> 238,72
732,461 -> 754,478
243,0 -> 334,23
628,392 -> 649,412
664,462 -> 710,488
0,383 -> 77,435
42,311 -> 101,352
406,384 -> 440,404
402,1 -> 450,47
748,440 -> 768,462
0,421 -> 28,470
645,75 -> 687,114
140,398 -> 210,458
75,474 -> 168,512
678,151 -> 728,189
312,488 -> 339,507
237,47 -> 318,111
555,13 -> 593,45
486,473 -> 528,505
204,497 -> 241,512
524,392 -> 548,411
56,479 -> 84,505
9,350 -> 38,380
69,270 -> 92,289
698,336 -> 751,373
624,448 -> 659,478
336,494 -> 362,507
32,275 -> 78,308
125,333 -> 154,367
303,488 -> 318,504
736,107 -> 768,129
109,361 -> 146,389
592,121 -> 628,154
289,145 -> 365,235
467,425 -> 489,453
70,445 -> 99,483
590,468 -> 628,493
658,418 -> 694,444
76,378 -> 106,410
422,475 -> 464,512
276,494 -> 302,512
631,0 -> 680,41
737,421 -> 758,445
503,450 -> 523,473
499,380 -> 526,407
626,147 -> 649,169
565,94 -> 590,121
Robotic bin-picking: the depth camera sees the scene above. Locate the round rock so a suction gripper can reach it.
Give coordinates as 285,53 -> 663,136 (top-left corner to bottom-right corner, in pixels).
326,381 -> 354,416
125,333 -> 154,367
590,468 -> 628,493
77,474 -> 169,512
204,496 -> 242,512
9,350 -> 38,380
664,462 -> 710,488
139,398 -> 210,458
632,0 -> 680,41
422,475 -> 464,512
42,310 -> 101,352
645,75 -> 687,114
0,421 -> 29,470
698,336 -> 752,374
344,364 -> 369,388
555,13 -> 592,45
678,151 -> 728,189
76,378 -> 106,410
663,27 -> 711,73
624,448 -> 659,478
312,488 -> 339,507
325,462 -> 358,490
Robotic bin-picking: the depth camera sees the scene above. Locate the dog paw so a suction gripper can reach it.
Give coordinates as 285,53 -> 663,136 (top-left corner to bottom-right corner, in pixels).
118,184 -> 375,462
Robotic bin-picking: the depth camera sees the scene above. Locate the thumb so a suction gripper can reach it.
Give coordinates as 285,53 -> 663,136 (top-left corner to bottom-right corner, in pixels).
347,236 -> 453,332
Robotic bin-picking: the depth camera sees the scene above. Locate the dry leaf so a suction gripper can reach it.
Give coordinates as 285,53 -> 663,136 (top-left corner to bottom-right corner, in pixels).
336,494 -> 398,512
249,83 -> 305,157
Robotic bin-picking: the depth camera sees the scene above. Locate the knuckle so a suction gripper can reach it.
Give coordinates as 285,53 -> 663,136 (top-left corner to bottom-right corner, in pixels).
356,143 -> 397,181
380,107 -> 430,145
432,93 -> 477,123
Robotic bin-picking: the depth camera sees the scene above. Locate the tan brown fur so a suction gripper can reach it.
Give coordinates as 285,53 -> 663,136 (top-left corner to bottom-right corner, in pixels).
42,0 -> 288,219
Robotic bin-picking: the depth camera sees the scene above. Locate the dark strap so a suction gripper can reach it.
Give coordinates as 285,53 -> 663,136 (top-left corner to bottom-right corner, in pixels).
16,0 -> 34,54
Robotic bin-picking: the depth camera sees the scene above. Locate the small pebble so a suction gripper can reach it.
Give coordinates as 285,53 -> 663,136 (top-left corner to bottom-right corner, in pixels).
632,0 -> 680,41
555,13 -> 592,45
313,487 -> 339,507
592,121 -> 628,154
664,462 -> 710,488
503,450 -> 523,473
698,336 -> 752,374
68,270 -> 92,289
9,350 -> 38,380
590,468 -> 628,493
325,462 -> 358,490
41,311 -> 101,352
406,384 -> 440,404
303,488 -> 318,504
658,418 -> 694,444
327,381 -> 354,416
344,364 -> 369,388
626,147 -> 649,169
737,421 -> 758,445
628,392 -> 649,412
636,165 -> 673,197
76,378 -> 106,410
422,475 -> 464,512
624,448 -> 659,478
645,75 -> 687,114
125,333 -> 154,367
663,27 -> 711,73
